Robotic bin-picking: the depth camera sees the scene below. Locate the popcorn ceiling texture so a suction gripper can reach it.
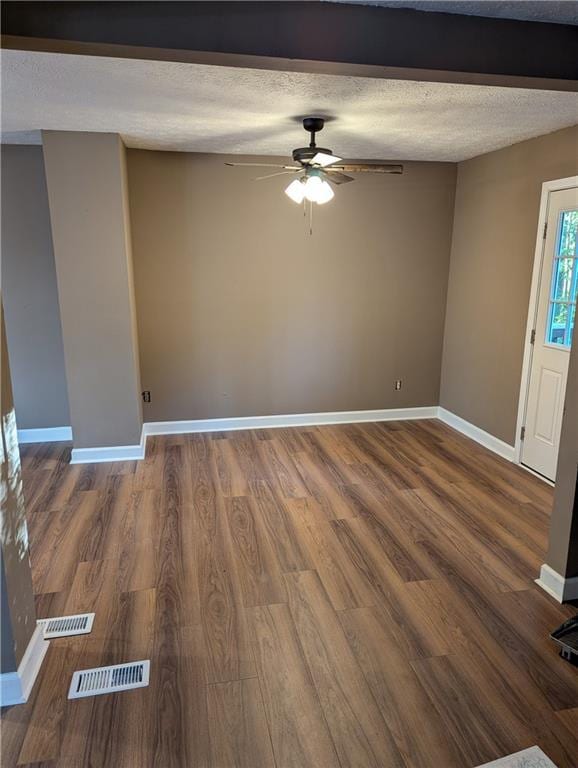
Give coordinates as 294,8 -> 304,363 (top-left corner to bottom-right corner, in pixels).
328,1 -> 578,26
2,50 -> 577,162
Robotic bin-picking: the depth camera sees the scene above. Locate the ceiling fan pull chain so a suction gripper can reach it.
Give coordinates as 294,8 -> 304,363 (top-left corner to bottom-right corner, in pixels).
309,199 -> 313,236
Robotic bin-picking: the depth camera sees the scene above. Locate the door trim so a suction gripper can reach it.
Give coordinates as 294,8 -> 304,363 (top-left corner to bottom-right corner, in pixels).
514,175 -> 578,474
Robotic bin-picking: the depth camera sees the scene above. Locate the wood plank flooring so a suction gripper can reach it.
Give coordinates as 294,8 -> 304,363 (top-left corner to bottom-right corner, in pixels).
2,419 -> 578,768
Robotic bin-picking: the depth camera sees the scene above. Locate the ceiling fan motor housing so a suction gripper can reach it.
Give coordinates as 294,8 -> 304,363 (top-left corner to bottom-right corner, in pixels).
292,146 -> 333,165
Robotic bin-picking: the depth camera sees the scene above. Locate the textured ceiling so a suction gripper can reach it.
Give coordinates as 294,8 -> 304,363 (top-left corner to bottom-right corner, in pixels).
2,50 -> 578,162
328,1 -> 578,25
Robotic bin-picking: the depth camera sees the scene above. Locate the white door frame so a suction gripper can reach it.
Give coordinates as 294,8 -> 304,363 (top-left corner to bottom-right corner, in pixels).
514,175 -> 578,474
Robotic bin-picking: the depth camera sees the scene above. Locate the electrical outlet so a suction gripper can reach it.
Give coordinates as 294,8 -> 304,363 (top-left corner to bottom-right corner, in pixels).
394,380 -> 402,391
142,391 -> 151,403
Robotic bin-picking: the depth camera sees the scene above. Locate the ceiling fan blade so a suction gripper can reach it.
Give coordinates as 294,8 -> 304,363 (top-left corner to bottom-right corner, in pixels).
329,164 -> 404,174
254,169 -> 303,181
225,162 -> 300,169
324,171 -> 355,184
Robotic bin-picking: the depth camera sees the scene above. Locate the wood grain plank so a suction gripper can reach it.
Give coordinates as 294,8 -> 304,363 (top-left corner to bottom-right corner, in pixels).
77,474 -> 134,563
207,678 -> 275,768
414,486 -> 530,591
410,579 -> 578,768
194,460 -> 256,682
31,491 -> 100,594
257,438 -> 309,499
284,570 -> 405,768
300,430 -> 360,486
224,496 -> 287,607
249,479 -> 312,572
556,708 -> 578,737
151,624 -> 211,768
212,439 -> 249,497
411,654 -> 528,767
330,517 -> 452,659
287,497 -> 375,611
249,602 -> 340,768
16,648 -> 71,765
347,424 -> 423,490
339,605 -> 464,768
339,481 -> 439,582
291,451 -> 357,520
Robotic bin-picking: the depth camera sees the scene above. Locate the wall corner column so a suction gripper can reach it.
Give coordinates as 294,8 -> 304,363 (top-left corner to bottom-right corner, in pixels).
1,304 -> 49,706
42,132 -> 143,460
538,327 -> 578,602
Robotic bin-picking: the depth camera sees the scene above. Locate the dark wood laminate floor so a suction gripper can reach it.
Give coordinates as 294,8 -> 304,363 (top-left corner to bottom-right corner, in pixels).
2,419 -> 578,768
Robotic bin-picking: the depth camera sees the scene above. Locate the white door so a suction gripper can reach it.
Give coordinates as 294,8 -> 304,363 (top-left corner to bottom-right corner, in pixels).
522,187 -> 578,481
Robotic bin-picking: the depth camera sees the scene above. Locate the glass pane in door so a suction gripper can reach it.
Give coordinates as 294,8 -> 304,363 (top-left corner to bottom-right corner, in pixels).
546,210 -> 578,348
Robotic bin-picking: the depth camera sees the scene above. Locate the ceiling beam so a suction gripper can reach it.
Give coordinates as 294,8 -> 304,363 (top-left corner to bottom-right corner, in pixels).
2,1 -> 578,91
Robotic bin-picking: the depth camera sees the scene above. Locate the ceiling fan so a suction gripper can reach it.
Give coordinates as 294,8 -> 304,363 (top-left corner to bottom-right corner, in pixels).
225,117 -> 403,207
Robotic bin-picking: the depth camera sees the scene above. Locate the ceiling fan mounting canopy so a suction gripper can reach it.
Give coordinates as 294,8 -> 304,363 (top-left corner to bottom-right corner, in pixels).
292,117 -> 333,165
302,116 -> 325,135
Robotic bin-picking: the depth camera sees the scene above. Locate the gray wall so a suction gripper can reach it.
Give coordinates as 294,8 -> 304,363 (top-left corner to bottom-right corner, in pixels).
440,125 -> 578,445
1,553 -> 17,674
547,321 -> 578,578
42,132 -> 143,449
127,150 -> 456,422
1,145 -> 70,430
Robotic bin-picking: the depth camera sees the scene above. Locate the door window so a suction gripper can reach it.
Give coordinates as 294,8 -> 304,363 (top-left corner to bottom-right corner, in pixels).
546,210 -> 578,347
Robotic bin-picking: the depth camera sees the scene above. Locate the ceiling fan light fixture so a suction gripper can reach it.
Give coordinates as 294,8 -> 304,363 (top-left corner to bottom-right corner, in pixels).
304,175 -> 334,204
285,178 -> 306,204
314,180 -> 335,204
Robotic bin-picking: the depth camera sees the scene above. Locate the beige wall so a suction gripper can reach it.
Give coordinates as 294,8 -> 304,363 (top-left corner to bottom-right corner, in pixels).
43,132 -> 143,449
1,145 -> 70,430
127,151 -> 456,422
440,125 -> 578,445
4,128 -> 576,450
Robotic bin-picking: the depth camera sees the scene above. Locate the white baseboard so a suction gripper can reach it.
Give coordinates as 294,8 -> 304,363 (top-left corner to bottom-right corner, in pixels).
0,625 -> 50,707
18,407 -> 520,467
144,406 -> 439,436
17,426 -> 72,444
67,407 -> 437,463
70,427 -> 146,464
437,407 -> 516,462
536,563 -> 578,603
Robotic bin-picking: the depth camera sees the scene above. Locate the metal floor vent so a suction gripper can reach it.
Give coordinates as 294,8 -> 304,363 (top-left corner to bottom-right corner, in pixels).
68,660 -> 150,700
38,613 -> 95,639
